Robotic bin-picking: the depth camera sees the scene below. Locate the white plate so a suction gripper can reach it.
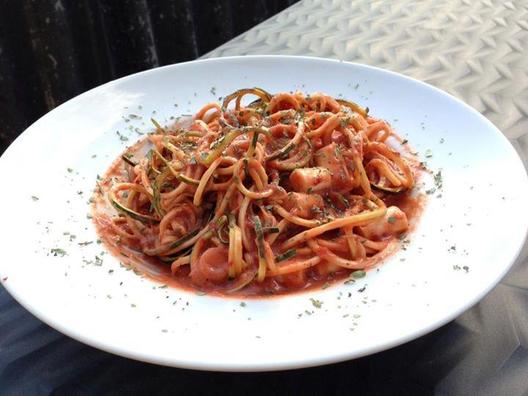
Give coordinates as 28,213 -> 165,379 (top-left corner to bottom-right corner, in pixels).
1,56 -> 527,371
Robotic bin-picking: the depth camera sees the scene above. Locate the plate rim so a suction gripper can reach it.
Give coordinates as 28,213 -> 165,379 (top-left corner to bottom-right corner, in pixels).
1,54 -> 527,371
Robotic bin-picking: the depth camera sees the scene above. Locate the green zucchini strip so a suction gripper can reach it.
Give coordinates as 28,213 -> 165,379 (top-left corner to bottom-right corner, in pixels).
109,190 -> 159,224
254,216 -> 267,282
275,249 -> 297,263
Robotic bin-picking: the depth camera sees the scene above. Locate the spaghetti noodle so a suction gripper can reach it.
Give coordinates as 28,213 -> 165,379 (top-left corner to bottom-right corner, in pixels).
93,88 -> 424,295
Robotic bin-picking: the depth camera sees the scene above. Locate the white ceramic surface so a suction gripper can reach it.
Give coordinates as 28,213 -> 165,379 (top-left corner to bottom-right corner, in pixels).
0,56 -> 526,371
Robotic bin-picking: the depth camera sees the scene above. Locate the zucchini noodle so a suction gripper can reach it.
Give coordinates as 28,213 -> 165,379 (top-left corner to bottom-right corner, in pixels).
94,88 -> 423,295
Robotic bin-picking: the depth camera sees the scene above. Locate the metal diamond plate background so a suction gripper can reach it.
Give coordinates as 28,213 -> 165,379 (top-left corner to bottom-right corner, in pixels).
1,0 -> 527,394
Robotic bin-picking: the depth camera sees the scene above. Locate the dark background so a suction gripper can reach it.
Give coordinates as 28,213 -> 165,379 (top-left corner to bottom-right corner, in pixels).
0,0 -> 298,154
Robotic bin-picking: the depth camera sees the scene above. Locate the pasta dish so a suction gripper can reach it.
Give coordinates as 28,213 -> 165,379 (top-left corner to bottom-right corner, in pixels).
92,88 -> 424,295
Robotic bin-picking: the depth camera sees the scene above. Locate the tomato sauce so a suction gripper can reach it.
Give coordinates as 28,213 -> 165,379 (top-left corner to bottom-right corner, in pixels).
91,121 -> 427,298
92,153 -> 425,298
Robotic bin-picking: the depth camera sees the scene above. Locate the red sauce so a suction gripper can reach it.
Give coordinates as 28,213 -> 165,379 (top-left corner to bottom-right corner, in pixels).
92,136 -> 427,299
93,208 -> 415,298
